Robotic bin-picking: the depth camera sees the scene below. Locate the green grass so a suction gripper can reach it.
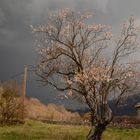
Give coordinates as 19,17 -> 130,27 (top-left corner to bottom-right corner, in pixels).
0,120 -> 140,140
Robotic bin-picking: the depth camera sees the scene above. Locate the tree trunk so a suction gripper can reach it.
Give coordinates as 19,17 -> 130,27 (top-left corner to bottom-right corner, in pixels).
87,122 -> 108,140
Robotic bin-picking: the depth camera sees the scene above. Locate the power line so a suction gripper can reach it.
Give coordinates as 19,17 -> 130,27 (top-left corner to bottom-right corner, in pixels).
9,65 -> 36,79
10,72 -> 24,79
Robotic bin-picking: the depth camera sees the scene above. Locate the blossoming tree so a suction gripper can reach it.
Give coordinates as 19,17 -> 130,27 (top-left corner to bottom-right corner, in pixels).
32,9 -> 140,140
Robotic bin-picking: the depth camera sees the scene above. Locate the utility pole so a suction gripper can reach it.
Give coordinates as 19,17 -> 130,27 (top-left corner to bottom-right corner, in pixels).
21,65 -> 27,121
22,65 -> 27,100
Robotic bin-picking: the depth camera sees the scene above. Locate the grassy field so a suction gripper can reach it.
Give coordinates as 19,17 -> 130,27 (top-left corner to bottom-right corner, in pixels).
0,120 -> 140,140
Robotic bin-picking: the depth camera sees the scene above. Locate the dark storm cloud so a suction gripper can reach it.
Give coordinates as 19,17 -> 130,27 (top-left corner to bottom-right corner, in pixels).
0,0 -> 140,108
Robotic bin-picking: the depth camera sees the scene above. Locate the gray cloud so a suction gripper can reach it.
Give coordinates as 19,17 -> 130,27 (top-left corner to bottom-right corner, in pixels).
107,0 -> 140,24
0,0 -> 140,108
0,10 -> 6,25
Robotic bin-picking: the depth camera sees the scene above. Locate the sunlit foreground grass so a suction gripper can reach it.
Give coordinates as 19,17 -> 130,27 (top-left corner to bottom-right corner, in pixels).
0,120 -> 140,140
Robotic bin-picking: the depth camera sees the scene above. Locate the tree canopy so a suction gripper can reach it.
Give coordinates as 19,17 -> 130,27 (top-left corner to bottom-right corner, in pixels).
32,9 -> 140,140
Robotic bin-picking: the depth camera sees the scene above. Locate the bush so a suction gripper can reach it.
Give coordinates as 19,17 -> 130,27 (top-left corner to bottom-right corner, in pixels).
0,81 -> 24,125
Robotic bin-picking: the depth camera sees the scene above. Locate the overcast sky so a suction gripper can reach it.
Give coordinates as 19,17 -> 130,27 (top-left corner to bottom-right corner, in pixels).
0,0 -> 140,108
